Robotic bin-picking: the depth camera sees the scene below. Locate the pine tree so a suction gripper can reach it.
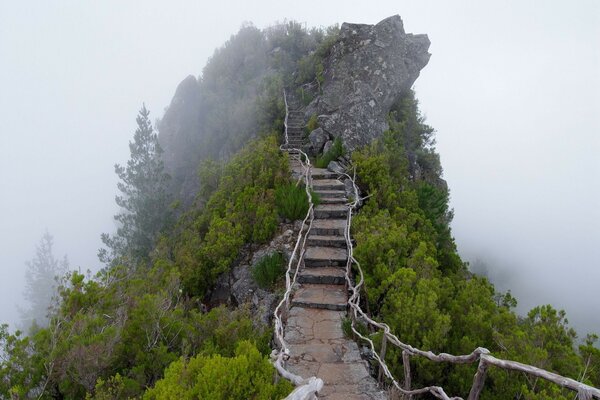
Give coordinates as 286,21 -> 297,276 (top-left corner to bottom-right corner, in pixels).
21,231 -> 68,328
99,105 -> 172,266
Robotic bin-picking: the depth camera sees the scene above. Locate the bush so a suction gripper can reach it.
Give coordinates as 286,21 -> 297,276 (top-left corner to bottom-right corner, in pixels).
144,341 -> 293,400
305,114 -> 319,135
275,183 -> 310,220
315,137 -> 344,168
252,252 -> 285,289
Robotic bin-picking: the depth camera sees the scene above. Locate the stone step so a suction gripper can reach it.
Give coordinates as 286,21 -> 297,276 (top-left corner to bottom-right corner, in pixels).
311,219 -> 347,236
312,179 -> 345,191
315,204 -> 348,219
307,235 -> 347,248
298,267 -> 346,285
314,189 -> 346,199
319,197 -> 348,205
304,246 -> 347,268
291,284 -> 347,311
311,168 -> 338,179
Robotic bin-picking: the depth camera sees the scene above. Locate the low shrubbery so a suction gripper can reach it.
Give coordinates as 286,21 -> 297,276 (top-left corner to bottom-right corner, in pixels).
305,114 -> 319,136
275,183 -> 310,220
315,137 -> 344,168
174,135 -> 288,297
252,252 -> 286,289
144,341 -> 293,399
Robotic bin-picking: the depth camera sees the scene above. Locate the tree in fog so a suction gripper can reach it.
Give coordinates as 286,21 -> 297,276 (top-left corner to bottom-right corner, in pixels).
99,105 -> 172,267
20,231 -> 68,328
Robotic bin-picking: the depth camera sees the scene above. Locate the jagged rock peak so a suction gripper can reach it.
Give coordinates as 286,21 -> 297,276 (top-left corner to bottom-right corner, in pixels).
308,15 -> 431,151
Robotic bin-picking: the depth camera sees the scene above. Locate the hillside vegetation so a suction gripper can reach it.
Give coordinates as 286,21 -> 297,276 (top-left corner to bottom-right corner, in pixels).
351,91 -> 599,398
1,21 -> 598,400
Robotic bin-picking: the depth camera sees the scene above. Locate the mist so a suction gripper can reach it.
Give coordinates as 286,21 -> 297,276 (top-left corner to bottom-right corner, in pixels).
1,1 -> 598,338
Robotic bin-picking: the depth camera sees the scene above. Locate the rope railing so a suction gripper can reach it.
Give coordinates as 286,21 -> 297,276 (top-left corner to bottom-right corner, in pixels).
272,90 -> 323,400
339,169 -> 600,400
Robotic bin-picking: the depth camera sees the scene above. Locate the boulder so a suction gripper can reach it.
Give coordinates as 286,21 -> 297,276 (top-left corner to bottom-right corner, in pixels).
322,140 -> 333,154
306,15 -> 430,151
308,127 -> 329,154
327,160 -> 345,174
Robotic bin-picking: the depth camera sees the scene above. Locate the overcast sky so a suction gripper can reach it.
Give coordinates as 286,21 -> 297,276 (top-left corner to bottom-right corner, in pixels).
1,1 -> 598,335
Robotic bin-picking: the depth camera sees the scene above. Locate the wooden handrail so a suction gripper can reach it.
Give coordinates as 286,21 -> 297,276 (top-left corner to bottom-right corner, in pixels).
340,169 -> 600,400
272,90 -> 323,400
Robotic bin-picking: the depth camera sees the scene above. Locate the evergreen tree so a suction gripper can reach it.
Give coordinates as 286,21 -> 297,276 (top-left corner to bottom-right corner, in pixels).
20,231 -> 68,328
99,105 -> 172,266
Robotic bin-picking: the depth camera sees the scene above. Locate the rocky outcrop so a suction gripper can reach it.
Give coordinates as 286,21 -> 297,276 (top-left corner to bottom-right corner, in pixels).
158,75 -> 203,201
209,223 -> 300,326
307,15 -> 430,151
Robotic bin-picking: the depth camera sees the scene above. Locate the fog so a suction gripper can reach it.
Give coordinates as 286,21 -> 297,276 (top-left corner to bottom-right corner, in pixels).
1,1 -> 598,336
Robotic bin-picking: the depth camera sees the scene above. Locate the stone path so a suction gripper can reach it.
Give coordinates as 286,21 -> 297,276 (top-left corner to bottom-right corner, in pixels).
284,112 -> 386,399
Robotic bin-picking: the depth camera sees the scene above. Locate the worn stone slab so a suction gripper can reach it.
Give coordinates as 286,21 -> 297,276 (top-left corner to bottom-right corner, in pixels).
311,168 -> 338,179
311,219 -> 347,236
312,178 -> 346,191
284,308 -> 386,399
319,196 -> 348,204
307,234 -> 347,248
315,204 -> 348,219
291,284 -> 347,310
314,189 -> 347,199
285,307 -> 346,344
299,266 -> 346,285
304,246 -> 347,267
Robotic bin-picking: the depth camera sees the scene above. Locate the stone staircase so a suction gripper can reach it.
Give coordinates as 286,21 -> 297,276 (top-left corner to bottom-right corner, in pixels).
285,154 -> 386,398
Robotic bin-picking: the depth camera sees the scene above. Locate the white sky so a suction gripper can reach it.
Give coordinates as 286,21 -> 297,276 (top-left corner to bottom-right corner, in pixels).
1,1 -> 598,334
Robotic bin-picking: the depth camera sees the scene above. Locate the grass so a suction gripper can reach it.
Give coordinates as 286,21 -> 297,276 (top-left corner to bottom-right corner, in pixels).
275,183 -> 310,220
252,252 -> 286,289
315,137 -> 344,168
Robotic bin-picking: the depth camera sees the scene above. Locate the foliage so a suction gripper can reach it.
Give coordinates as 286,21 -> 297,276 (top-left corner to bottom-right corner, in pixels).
580,334 -> 600,387
305,114 -> 319,135
351,90 -> 593,397
252,252 -> 285,289
1,251 -> 272,399
20,231 -> 69,328
274,183 -> 311,220
144,340 -> 293,399
315,137 -> 344,168
173,135 -> 289,297
100,105 -> 172,267
295,25 -> 340,89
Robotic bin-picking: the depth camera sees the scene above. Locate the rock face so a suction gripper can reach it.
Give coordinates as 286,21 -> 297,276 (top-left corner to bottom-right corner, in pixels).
158,75 -> 203,200
308,127 -> 329,155
209,223 -> 299,326
307,15 -> 430,151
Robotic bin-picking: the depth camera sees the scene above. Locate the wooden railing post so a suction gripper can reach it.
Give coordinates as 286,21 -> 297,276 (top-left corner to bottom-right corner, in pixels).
378,333 -> 388,383
402,350 -> 412,400
467,359 -> 488,400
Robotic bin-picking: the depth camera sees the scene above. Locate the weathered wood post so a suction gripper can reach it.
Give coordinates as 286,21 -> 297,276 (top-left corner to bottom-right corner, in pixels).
467,359 -> 488,400
402,350 -> 412,400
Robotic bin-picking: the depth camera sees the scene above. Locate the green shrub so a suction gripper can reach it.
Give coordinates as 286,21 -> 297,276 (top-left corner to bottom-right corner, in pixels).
175,136 -> 288,297
305,114 -> 319,135
275,183 -> 310,220
315,137 -> 344,168
144,341 -> 293,400
252,252 -> 285,289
